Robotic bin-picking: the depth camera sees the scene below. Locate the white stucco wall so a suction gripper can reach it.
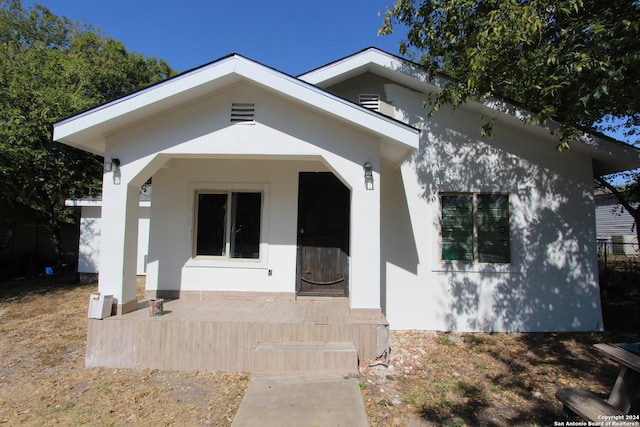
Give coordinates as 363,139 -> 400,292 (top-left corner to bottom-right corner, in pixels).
77,205 -> 149,276
147,159 -> 312,294
331,73 -> 603,332
103,82 -> 384,309
78,206 -> 101,274
329,73 -> 603,331
58,52 -> 611,330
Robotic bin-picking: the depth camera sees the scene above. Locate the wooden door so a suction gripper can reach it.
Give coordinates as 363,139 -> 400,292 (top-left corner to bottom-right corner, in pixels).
296,172 -> 350,296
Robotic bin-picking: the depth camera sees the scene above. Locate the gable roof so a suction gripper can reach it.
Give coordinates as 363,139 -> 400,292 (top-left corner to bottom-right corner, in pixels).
53,53 -> 419,165
300,47 -> 640,177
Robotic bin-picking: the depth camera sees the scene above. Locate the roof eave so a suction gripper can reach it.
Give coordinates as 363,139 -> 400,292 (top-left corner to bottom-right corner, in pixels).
53,54 -> 419,163
301,47 -> 640,175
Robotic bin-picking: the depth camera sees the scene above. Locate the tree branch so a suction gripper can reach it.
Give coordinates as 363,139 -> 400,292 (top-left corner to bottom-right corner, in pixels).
595,176 -> 639,217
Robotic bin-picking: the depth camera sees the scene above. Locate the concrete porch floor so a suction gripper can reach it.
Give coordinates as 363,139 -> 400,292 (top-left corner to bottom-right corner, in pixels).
86,295 -> 389,373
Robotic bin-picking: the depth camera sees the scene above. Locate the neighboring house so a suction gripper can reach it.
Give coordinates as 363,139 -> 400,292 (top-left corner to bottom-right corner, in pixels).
595,189 -> 639,255
54,48 -> 640,355
65,186 -> 152,283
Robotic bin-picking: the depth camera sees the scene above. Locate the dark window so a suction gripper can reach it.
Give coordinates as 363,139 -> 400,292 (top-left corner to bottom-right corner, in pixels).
196,192 -> 262,259
229,192 -> 262,259
441,193 -> 510,263
196,193 -> 227,256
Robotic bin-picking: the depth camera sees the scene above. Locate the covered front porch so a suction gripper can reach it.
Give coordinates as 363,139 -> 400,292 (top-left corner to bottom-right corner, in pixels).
53,53 -> 419,373
86,292 -> 389,373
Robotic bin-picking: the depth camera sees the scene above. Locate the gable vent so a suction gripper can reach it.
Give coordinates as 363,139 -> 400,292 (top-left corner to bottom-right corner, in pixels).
231,103 -> 255,123
359,94 -> 380,112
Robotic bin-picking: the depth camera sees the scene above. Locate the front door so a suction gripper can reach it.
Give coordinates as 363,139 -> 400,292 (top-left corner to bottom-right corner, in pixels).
296,172 -> 350,296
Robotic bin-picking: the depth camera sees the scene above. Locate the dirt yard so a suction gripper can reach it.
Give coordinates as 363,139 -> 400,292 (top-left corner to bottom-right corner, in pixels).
0,269 -> 638,426
0,280 -> 247,426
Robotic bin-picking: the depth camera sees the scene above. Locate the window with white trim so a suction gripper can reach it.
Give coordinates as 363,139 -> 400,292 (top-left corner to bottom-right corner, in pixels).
440,193 -> 511,263
195,191 -> 262,259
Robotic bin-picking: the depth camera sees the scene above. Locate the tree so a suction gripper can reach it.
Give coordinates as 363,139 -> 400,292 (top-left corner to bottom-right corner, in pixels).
380,0 -> 640,241
0,0 -> 176,264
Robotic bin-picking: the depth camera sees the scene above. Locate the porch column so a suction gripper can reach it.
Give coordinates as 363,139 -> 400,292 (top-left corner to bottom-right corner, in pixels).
97,172 -> 140,315
349,163 -> 381,310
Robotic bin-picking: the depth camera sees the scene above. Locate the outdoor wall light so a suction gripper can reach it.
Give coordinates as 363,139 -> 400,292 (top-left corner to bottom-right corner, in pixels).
104,158 -> 120,173
363,162 -> 374,190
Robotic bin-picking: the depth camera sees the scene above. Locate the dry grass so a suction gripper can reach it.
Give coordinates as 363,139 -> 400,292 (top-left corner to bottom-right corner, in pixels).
0,279 -> 248,426
0,263 -> 638,426
360,331 -> 632,426
359,257 -> 640,427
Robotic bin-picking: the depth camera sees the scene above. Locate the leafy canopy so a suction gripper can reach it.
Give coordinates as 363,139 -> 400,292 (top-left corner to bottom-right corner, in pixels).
379,0 -> 640,146
0,0 -> 176,254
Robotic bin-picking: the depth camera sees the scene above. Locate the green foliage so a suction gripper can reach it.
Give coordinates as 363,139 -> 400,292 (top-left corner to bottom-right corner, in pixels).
379,0 -> 640,144
0,0 -> 176,257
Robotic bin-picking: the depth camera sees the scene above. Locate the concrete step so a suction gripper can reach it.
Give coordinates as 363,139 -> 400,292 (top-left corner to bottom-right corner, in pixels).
252,341 -> 358,375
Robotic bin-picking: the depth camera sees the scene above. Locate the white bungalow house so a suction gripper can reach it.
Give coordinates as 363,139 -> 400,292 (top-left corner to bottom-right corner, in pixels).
54,48 -> 640,372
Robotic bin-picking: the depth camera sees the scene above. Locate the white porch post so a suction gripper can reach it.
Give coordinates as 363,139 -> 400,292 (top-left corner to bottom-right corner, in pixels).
349,162 -> 381,311
97,173 -> 140,314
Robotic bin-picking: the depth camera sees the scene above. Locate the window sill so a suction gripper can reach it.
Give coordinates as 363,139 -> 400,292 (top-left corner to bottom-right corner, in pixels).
431,263 -> 520,274
186,257 -> 267,269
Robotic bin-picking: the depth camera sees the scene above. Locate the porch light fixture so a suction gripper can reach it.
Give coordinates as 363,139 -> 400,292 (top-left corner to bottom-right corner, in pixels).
104,158 -> 120,173
363,162 -> 374,190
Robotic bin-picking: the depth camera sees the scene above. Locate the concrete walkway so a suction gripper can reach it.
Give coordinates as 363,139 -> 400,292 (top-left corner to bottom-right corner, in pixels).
231,375 -> 370,427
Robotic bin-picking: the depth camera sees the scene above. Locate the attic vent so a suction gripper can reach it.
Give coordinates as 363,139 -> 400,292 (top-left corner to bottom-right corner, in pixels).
359,94 -> 380,112
231,103 -> 255,123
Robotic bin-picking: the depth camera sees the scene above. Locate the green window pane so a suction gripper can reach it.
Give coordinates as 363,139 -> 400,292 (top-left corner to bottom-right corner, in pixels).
477,194 -> 510,263
441,195 -> 473,261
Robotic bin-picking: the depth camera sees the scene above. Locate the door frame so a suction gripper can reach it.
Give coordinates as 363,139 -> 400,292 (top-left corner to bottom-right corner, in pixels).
295,172 -> 350,297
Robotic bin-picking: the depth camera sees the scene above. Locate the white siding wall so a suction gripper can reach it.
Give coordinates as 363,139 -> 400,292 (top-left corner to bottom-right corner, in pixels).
595,197 -> 637,238
595,197 -> 639,255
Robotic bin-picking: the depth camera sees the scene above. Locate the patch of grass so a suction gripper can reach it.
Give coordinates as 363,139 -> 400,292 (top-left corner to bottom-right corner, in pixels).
403,376 -> 494,423
445,418 -> 465,427
434,334 -> 458,347
453,380 -> 490,402
385,330 -> 636,426
473,362 -> 490,372
462,332 -> 499,347
0,278 -> 249,427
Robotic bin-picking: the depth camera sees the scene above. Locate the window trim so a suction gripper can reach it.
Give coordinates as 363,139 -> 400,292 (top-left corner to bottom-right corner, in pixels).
187,183 -> 269,269
439,192 -> 512,265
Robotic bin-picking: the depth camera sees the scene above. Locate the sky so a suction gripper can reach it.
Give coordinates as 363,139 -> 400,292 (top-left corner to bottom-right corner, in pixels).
17,0 -> 635,146
22,0 -> 406,75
